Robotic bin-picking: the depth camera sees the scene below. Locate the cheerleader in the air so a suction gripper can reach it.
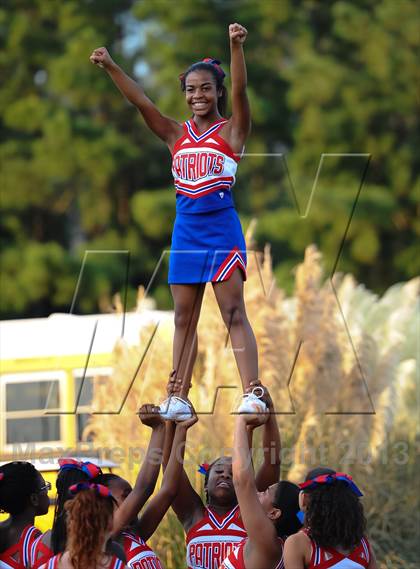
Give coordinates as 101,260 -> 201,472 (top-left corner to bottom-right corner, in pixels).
90,22 -> 267,418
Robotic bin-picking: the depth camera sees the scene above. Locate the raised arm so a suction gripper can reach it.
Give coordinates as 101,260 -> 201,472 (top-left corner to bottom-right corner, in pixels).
161,378 -> 205,533
112,404 -> 164,535
244,382 -> 281,491
90,47 -> 183,148
162,418 -> 205,533
254,384 -> 281,491
135,415 -> 198,541
232,414 -> 282,567
227,23 -> 251,152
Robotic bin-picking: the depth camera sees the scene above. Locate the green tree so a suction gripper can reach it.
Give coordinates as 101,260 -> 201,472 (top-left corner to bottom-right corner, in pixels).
0,0 -> 173,318
1,0 -> 418,318
281,0 -> 420,290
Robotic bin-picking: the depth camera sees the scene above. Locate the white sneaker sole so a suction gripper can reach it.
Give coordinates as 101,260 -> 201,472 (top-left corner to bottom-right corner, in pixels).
159,397 -> 193,421
237,389 -> 268,414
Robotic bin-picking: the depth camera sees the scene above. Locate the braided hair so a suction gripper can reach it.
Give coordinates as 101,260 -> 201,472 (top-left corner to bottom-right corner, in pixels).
180,58 -> 228,116
302,467 -> 366,550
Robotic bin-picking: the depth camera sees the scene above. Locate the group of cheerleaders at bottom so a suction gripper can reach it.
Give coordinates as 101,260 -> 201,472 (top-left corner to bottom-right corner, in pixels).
0,382 -> 377,569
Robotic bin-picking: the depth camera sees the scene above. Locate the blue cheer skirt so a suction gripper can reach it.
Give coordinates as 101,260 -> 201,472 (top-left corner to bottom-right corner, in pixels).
168,207 -> 247,284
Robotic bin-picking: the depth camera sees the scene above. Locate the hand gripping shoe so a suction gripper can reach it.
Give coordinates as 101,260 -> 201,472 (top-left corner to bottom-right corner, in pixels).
237,386 -> 268,414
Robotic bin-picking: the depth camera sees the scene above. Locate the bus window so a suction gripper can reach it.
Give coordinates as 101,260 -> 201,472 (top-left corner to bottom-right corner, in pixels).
3,377 -> 62,446
74,375 -> 94,442
6,416 -> 60,444
6,380 -> 59,411
73,370 -> 110,442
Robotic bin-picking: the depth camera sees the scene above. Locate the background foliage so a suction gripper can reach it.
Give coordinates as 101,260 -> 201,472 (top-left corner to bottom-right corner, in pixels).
1,0 -> 419,318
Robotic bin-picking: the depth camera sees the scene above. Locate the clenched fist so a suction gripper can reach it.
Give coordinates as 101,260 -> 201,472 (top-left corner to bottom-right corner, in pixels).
229,23 -> 248,45
89,46 -> 114,70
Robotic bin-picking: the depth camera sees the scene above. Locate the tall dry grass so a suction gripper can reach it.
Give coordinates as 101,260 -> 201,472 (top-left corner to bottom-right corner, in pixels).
86,232 -> 419,568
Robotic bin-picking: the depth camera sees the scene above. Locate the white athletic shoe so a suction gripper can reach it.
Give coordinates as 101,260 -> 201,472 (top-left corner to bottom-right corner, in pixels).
237,387 -> 268,414
159,396 -> 193,421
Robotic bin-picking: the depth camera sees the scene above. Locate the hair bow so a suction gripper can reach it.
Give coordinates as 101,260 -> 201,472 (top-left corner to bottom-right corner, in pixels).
198,463 -> 210,476
0,473 -> 4,481
69,482 -> 112,498
299,472 -> 363,497
58,458 -> 102,479
201,58 -> 225,79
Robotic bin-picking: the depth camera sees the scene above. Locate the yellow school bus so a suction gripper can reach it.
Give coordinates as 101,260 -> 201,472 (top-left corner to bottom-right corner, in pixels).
0,310 -> 172,529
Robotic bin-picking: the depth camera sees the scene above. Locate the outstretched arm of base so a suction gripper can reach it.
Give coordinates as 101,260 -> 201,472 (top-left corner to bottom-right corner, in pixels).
136,415 -> 198,541
112,404 -> 165,535
254,384 -> 281,491
232,414 -> 281,566
162,420 -> 205,533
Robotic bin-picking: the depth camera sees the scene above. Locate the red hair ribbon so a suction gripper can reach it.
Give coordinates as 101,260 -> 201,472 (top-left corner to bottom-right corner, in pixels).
201,58 -> 225,79
58,458 -> 102,479
198,463 -> 210,475
0,473 -> 4,481
299,472 -> 363,497
69,482 -> 112,498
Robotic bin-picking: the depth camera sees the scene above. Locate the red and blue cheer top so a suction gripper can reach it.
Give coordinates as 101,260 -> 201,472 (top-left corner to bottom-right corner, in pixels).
172,119 -> 240,214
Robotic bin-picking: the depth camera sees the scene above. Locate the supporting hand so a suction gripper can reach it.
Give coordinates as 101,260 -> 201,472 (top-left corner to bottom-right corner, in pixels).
175,413 -> 198,430
247,380 -> 274,412
138,404 -> 165,429
166,369 -> 192,396
239,412 -> 269,429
